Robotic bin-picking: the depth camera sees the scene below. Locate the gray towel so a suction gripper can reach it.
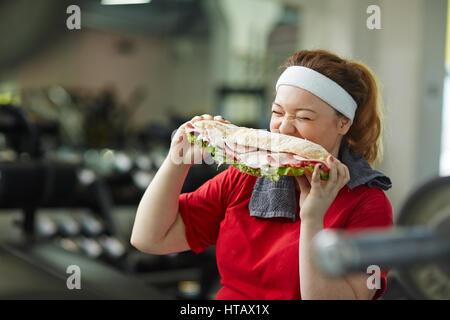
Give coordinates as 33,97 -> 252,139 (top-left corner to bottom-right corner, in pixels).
249,141 -> 392,221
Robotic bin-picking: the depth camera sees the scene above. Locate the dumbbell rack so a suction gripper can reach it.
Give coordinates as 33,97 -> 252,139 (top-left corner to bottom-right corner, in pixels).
0,103 -> 169,299
0,104 -> 221,299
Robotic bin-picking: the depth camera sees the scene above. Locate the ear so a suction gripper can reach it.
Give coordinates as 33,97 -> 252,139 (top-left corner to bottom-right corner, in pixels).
337,116 -> 351,135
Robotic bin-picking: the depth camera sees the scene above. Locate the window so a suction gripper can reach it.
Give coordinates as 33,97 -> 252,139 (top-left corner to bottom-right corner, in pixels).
440,1 -> 450,176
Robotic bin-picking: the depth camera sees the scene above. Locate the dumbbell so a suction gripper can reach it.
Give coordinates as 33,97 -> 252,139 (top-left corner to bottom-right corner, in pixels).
35,215 -> 58,239
57,214 -> 81,238
78,214 -> 104,237
76,236 -> 103,259
98,236 -> 127,261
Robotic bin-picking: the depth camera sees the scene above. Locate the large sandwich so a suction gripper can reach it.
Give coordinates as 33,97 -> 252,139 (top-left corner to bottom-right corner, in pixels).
185,119 -> 330,182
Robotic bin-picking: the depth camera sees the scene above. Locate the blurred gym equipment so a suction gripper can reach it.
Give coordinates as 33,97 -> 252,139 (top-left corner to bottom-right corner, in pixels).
216,87 -> 267,129
314,175 -> 450,299
0,103 -> 221,299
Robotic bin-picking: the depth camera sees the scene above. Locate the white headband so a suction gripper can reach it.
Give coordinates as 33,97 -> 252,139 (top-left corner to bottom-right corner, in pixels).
276,66 -> 357,124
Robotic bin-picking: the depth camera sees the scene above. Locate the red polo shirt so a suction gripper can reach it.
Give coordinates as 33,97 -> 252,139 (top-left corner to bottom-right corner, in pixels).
179,165 -> 393,300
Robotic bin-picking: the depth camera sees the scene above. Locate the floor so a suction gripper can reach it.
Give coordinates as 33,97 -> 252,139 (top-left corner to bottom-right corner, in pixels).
0,207 -> 220,300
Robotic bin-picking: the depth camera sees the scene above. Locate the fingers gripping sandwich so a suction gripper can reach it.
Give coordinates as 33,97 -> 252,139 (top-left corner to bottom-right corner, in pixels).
185,119 -> 330,182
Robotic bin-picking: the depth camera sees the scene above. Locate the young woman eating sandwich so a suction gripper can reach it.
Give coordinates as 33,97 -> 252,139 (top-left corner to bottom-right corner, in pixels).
131,49 -> 393,300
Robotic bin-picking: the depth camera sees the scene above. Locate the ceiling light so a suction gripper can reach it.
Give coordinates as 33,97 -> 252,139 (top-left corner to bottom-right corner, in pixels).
101,0 -> 151,5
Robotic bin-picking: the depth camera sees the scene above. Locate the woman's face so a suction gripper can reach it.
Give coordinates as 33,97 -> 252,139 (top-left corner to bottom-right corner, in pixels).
269,85 -> 351,157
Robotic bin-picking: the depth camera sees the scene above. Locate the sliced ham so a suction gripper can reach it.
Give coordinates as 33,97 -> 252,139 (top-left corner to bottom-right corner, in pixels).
267,153 -> 302,167
225,140 -> 258,154
238,151 -> 271,168
223,144 -> 238,160
239,150 -> 329,171
185,122 -> 196,134
292,155 -> 329,171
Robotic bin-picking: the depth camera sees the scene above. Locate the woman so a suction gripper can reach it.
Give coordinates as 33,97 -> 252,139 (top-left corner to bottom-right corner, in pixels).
131,49 -> 393,300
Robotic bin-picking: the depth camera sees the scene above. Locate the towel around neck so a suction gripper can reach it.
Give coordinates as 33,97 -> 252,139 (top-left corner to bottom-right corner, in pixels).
249,140 -> 391,221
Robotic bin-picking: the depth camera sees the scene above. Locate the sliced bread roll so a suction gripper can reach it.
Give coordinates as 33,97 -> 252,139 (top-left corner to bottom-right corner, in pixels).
186,119 -> 331,181
190,119 -> 330,162
227,127 -> 330,162
191,119 -> 238,134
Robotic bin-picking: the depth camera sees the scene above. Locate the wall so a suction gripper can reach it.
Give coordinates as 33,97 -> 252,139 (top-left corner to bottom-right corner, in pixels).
18,29 -> 213,128
294,0 -> 447,217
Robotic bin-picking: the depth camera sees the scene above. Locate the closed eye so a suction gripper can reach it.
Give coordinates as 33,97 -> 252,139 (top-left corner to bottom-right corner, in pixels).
272,111 -> 311,120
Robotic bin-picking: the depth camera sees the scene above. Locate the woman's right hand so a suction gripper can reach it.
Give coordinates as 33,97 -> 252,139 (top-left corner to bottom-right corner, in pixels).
168,114 -> 230,166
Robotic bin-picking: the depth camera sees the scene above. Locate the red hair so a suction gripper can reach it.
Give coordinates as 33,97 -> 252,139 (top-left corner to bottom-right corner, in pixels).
283,49 -> 384,167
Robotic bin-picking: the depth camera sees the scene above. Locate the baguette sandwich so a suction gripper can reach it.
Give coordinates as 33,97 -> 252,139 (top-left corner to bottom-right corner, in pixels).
185,119 -> 330,182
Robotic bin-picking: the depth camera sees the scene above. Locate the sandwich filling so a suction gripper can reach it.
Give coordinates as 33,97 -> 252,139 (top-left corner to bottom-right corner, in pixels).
186,127 -> 330,182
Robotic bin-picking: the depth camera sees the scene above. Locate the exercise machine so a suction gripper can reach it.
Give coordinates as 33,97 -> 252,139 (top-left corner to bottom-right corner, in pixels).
314,175 -> 450,299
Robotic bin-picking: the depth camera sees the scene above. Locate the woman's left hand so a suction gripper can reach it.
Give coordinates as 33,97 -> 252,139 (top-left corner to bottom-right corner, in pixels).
295,155 -> 350,224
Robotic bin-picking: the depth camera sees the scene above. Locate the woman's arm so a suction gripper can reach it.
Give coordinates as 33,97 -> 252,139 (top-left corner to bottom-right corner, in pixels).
130,157 -> 191,255
296,156 -> 376,299
299,219 -> 376,300
130,114 -> 230,255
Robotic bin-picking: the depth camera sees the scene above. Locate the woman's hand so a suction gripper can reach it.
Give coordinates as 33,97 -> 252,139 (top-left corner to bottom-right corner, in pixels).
168,114 -> 230,167
295,155 -> 350,224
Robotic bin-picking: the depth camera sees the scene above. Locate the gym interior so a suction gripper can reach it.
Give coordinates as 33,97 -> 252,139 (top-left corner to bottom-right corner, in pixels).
0,0 -> 448,300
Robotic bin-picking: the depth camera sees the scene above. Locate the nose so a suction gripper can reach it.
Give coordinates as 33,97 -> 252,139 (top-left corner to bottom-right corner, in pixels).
279,116 -> 296,135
